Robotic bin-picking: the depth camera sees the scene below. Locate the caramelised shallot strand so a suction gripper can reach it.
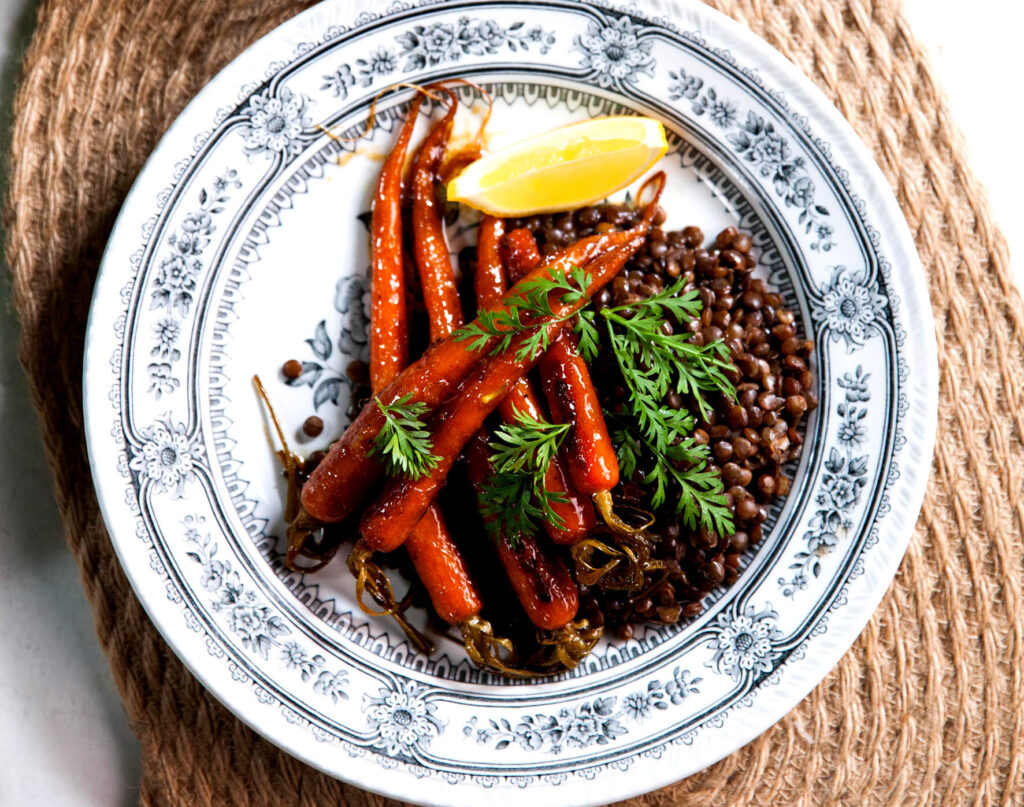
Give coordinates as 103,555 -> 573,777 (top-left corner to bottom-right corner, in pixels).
370,92 -> 423,392
359,240 -> 645,552
478,217 -> 595,544
412,88 -> 464,339
301,222 -> 649,524
440,79 -> 493,182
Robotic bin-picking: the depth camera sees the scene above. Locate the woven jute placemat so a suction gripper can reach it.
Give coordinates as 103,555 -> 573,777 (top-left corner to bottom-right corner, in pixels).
5,0 -> 1022,804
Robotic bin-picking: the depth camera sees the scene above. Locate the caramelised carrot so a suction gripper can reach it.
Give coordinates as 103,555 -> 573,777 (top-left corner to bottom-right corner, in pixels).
404,104 -> 576,661
464,432 -> 579,630
395,90 -> 482,626
500,226 -> 543,278
504,226 -> 620,495
370,93 -> 423,392
538,332 -> 619,494
474,216 -> 507,309
359,241 -> 644,551
412,90 -> 463,339
301,222 -> 649,523
360,89 -> 481,629
403,505 -> 480,623
476,217 -> 595,545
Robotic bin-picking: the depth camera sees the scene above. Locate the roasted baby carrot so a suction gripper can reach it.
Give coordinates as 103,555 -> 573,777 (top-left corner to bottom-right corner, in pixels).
538,332 -> 619,494
476,216 -> 595,545
403,505 -> 481,624
301,223 -> 648,523
362,89 -> 482,628
370,93 -> 422,392
358,242 -> 643,551
464,433 -> 579,631
500,226 -> 543,280
503,226 -> 620,495
411,90 -> 463,339
474,216 -> 507,309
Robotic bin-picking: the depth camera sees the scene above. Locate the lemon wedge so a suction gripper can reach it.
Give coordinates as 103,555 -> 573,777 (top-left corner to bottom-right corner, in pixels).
446,116 -> 668,216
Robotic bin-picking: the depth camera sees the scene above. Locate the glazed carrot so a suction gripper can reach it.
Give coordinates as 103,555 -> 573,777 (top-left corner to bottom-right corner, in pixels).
477,216 -> 595,545
301,223 -> 648,523
464,433 -> 579,630
389,92 -> 483,624
370,93 -> 423,392
538,332 -> 619,493
362,90 -> 482,627
498,534 -> 580,631
503,226 -> 620,495
474,216 -> 507,309
403,505 -> 481,623
500,226 -> 543,279
412,91 -> 463,339
359,242 -> 643,551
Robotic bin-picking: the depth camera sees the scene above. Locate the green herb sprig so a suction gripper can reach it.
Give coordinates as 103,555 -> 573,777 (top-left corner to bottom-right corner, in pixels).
609,411 -> 734,536
577,280 -> 736,534
453,266 -> 593,362
368,394 -> 440,479
576,281 -> 735,421
477,410 -> 570,544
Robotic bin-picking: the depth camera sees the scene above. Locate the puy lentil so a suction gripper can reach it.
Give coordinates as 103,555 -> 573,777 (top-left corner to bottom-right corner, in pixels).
302,415 -> 324,438
502,206 -> 815,634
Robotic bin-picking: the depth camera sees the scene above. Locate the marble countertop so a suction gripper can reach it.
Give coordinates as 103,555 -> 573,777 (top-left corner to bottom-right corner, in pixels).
0,1 -> 1018,804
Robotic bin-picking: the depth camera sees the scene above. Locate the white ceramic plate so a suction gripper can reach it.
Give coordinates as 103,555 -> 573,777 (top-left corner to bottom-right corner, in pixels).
83,1 -> 937,804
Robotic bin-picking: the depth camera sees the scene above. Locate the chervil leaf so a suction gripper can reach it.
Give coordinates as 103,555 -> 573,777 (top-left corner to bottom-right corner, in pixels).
595,278 -> 737,537
597,279 -> 736,424
575,309 -> 601,363
477,410 -> 571,545
452,265 -> 592,360
368,394 -> 440,479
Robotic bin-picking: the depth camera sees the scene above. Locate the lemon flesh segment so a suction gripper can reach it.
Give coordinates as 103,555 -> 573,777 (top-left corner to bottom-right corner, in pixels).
446,116 -> 668,216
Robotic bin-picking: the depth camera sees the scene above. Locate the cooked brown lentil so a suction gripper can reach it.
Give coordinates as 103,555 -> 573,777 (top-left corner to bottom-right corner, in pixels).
303,415 -> 324,438
282,359 -> 303,380
515,204 -> 816,633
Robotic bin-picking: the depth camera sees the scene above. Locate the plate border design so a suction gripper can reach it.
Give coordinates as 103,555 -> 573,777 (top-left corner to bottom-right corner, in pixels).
83,0 -> 935,803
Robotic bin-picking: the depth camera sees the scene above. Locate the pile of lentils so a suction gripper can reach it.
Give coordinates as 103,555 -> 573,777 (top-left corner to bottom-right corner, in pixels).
508,202 -> 817,639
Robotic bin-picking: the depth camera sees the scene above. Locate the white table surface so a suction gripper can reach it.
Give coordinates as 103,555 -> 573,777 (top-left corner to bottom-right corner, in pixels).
0,1 -> 1018,804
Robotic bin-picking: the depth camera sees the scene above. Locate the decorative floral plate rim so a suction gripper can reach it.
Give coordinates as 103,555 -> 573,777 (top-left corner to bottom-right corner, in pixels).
82,1 -> 937,805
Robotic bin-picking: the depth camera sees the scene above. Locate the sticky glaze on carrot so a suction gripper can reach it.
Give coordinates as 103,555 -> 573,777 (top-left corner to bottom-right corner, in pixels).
358,242 -> 642,550
539,332 -> 619,493
370,93 -> 422,392
477,216 -> 595,544
301,224 -> 648,523
403,506 -> 482,624
474,216 -> 507,310
365,90 -> 482,626
464,432 -> 579,630
412,92 -> 463,339
504,226 -> 620,495
500,227 -> 543,282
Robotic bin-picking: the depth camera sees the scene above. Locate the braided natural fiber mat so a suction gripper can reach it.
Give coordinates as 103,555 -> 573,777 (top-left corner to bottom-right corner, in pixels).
5,0 -> 1022,804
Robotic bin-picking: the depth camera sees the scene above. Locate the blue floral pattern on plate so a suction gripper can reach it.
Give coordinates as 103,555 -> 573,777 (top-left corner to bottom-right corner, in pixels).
84,1 -> 936,804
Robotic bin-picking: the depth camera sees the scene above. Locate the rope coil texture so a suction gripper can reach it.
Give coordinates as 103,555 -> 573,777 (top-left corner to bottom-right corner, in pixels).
4,0 -> 1022,804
